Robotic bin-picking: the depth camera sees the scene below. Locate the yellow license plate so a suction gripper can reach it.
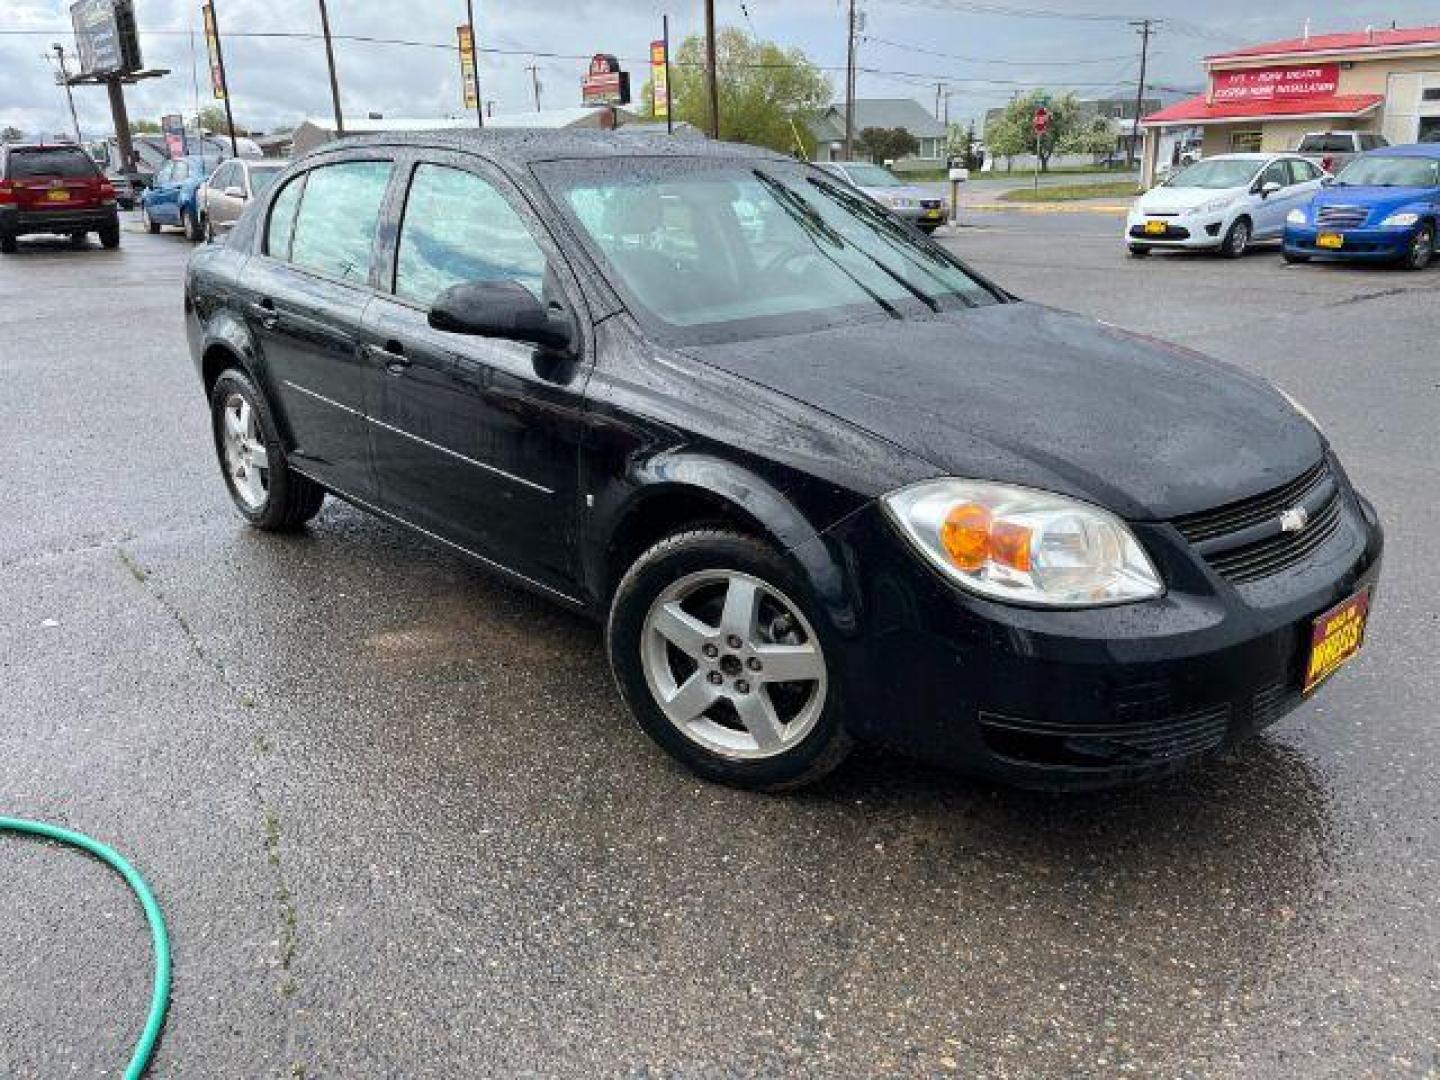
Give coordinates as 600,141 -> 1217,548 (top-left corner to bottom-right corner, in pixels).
1144,220 -> 1168,235
46,188 -> 70,202
1316,232 -> 1345,249
924,209 -> 942,220
1303,588 -> 1370,694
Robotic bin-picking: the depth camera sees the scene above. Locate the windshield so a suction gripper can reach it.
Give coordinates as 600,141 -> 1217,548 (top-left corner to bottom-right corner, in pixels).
1335,154 -> 1440,188
837,163 -> 904,188
535,158 -> 999,344
250,167 -> 282,196
1163,159 -> 1258,189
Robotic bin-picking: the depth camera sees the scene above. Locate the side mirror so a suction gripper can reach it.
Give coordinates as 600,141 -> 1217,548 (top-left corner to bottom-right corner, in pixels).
223,185 -> 246,199
1260,181 -> 1284,198
428,280 -> 573,352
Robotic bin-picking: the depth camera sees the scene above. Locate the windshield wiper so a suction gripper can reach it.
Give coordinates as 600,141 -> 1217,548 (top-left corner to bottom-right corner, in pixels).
753,171 -> 900,319
806,178 -> 948,311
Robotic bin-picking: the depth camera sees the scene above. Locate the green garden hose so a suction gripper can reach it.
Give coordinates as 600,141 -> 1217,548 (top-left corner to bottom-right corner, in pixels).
0,816 -> 171,1080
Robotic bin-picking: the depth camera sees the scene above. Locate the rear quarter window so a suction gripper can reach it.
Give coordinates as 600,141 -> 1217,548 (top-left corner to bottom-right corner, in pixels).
7,147 -> 99,179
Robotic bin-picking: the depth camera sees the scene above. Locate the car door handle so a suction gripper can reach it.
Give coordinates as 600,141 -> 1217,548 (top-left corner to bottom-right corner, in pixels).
363,341 -> 411,375
250,299 -> 279,330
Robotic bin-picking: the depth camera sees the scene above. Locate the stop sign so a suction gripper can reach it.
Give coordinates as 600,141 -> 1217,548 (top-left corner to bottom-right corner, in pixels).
1033,106 -> 1050,135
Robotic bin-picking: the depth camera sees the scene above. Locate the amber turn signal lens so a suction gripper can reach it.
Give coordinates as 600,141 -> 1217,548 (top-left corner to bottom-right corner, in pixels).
989,520 -> 1033,572
940,503 -> 991,571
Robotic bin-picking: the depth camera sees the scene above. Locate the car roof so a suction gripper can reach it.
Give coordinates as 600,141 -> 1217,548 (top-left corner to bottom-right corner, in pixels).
1362,143 -> 1440,159
1200,153 -> 1288,162
303,129 -> 790,166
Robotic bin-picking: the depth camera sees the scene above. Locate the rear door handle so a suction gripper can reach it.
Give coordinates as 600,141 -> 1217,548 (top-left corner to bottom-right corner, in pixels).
250,299 -> 279,330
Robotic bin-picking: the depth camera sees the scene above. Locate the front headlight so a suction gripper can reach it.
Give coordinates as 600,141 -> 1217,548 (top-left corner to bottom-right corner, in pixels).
1286,208 -> 1308,225
883,480 -> 1163,607
1381,211 -> 1419,229
1198,196 -> 1234,215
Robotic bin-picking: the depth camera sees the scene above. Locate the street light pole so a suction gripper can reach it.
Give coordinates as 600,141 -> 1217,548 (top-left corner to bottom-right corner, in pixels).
316,0 -> 344,135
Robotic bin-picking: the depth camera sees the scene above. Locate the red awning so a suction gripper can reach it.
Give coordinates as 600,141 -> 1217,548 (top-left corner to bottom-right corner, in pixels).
1141,93 -> 1385,128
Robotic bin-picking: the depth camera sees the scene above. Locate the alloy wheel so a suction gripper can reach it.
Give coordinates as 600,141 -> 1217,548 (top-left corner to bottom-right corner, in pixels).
219,392 -> 270,510
1228,220 -> 1249,256
1410,227 -> 1434,270
639,569 -> 827,760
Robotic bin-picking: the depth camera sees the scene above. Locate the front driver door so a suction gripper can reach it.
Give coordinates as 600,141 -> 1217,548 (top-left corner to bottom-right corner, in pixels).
361,157 -> 590,600
1251,159 -> 1293,239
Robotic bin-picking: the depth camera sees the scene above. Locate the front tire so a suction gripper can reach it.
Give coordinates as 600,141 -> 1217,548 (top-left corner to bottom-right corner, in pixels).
143,206 -> 160,234
1403,223 -> 1435,271
209,368 -> 326,531
182,207 -> 204,242
607,529 -> 853,791
1221,216 -> 1251,258
1283,250 -> 1310,264
1127,244 -> 1151,257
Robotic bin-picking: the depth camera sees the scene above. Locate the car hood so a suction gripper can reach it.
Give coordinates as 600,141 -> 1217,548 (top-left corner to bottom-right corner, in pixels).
682,303 -> 1322,521
862,184 -> 933,202
1315,185 -> 1437,214
1136,184 -> 1246,214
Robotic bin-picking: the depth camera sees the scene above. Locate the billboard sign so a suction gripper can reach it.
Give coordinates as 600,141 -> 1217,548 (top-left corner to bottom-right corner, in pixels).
650,41 -> 669,119
70,0 -> 142,76
457,25 -> 479,110
1211,64 -> 1340,104
161,112 -> 187,158
582,54 -> 630,107
202,2 -> 226,100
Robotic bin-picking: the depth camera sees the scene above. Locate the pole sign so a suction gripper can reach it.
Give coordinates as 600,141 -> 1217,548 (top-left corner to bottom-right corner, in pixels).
161,112 -> 187,158
202,2 -> 226,100
582,54 -> 630,107
1211,64 -> 1340,103
456,25 -> 479,110
70,0 -> 143,76
650,41 -> 670,119
1033,106 -> 1050,135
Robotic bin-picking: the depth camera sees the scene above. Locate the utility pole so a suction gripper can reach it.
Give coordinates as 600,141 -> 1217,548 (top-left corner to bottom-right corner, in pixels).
843,0 -> 857,160
662,14 -> 673,135
50,44 -> 84,143
466,0 -> 484,128
526,63 -> 541,112
317,0 -> 344,135
935,82 -> 943,122
704,0 -> 720,139
1128,18 -> 1158,166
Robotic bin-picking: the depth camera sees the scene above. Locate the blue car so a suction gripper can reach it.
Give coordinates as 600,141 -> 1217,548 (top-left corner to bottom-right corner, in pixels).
139,154 -> 219,241
1284,144 -> 1440,270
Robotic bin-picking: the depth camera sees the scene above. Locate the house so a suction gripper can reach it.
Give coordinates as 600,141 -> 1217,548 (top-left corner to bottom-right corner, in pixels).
807,98 -> 948,167
1140,24 -> 1440,186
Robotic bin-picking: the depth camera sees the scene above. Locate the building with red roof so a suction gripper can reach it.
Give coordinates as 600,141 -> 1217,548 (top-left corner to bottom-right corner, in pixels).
1138,24 -> 1440,184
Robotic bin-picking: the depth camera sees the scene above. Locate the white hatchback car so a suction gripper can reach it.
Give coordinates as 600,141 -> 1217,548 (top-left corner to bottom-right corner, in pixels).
1126,153 -> 1327,258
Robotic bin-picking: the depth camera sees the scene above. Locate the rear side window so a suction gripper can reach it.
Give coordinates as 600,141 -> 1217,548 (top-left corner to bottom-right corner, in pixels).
209,163 -> 234,189
394,163 -> 547,306
289,161 -> 391,283
266,175 -> 305,260
7,147 -> 99,179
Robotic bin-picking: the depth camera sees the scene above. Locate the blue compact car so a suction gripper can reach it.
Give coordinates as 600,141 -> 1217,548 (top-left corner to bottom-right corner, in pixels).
1284,144 -> 1440,270
139,154 -> 219,241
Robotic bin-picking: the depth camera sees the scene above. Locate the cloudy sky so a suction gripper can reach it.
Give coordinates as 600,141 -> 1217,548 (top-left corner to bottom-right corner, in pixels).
3,0 -> 1438,140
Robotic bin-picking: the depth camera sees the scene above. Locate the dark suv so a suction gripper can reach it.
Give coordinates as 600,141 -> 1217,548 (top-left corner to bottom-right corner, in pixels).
0,143 -> 121,253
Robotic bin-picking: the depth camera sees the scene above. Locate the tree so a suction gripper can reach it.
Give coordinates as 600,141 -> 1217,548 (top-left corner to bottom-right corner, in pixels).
854,126 -> 918,164
646,28 -> 830,155
129,119 -> 161,134
946,121 -> 984,170
983,91 -> 1083,172
1062,115 -> 1120,163
198,105 -> 247,136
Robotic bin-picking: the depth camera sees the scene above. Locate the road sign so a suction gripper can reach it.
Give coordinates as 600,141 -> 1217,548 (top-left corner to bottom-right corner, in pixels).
1033,106 -> 1051,135
582,54 -> 630,107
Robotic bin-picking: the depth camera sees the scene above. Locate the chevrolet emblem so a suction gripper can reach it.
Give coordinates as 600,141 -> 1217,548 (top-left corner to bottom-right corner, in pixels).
1279,506 -> 1310,534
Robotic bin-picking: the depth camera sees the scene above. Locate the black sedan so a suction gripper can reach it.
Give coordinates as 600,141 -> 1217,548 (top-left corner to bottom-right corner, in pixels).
184,131 -> 1382,791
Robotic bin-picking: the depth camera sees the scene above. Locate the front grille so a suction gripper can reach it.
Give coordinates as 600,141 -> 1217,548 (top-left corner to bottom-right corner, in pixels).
1316,205 -> 1370,228
1130,224 -> 1191,240
1172,460 -> 1347,584
980,702 -> 1231,767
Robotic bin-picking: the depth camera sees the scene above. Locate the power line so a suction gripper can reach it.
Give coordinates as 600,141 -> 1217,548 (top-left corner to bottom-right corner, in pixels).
861,34 -> 1134,65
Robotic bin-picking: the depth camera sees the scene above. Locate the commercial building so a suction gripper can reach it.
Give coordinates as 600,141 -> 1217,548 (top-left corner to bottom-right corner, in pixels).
1140,24 -> 1440,185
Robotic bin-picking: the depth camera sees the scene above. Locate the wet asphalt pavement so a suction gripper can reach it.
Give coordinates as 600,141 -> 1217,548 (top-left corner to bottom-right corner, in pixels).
2,212 -> 1437,1078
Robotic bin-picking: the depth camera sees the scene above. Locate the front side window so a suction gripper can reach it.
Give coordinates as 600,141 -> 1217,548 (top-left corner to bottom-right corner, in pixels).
536,157 -> 998,344
289,160 -> 392,283
265,175 -> 305,260
249,167 -> 282,197
394,164 -> 547,306
1258,160 -> 1290,189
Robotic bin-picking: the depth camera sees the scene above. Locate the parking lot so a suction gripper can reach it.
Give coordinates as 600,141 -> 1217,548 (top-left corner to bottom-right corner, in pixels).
2,209 -> 1437,1077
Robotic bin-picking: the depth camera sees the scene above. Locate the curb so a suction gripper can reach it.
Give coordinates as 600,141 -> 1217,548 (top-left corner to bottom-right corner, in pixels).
962,202 -> 1131,215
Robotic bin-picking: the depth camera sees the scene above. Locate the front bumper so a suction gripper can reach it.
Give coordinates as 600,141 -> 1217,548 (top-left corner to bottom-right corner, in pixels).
1126,212 -> 1226,248
0,205 -> 118,236
1284,224 -> 1413,261
823,475 -> 1384,789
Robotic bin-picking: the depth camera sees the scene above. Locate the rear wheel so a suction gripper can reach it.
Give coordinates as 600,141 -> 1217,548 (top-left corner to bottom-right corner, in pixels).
182,207 -> 204,242
142,205 -> 160,234
1127,244 -> 1151,257
1403,223 -> 1435,271
1,231 -> 17,254
607,529 -> 852,791
204,215 -> 216,243
99,219 -> 120,249
209,368 -> 326,531
1221,216 -> 1251,258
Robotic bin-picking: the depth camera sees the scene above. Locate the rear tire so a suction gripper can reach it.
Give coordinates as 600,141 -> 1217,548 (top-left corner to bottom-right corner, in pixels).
99,220 -> 120,249
607,529 -> 853,791
182,207 -> 204,242
1127,244 -> 1151,257
1,231 -> 17,254
204,215 -> 216,243
69,231 -> 87,248
209,368 -> 326,531
1221,217 -> 1251,258
143,206 -> 160,234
